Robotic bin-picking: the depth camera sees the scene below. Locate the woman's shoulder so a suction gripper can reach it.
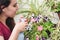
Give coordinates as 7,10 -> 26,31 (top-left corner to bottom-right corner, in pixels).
0,21 -> 10,32
0,21 -> 11,32
0,21 -> 11,40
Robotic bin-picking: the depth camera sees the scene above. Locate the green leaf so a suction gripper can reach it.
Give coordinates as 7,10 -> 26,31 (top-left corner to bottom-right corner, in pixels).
42,31 -> 48,38
48,28 -> 54,32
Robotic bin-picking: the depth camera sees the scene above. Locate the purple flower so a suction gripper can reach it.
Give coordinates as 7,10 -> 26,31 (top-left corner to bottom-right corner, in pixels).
35,17 -> 40,23
42,37 -> 46,40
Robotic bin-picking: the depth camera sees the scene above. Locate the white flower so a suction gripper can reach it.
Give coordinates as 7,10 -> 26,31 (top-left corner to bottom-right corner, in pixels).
49,12 -> 59,24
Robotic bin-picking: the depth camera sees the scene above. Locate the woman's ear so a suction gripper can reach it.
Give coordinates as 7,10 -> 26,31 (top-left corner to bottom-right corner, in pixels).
1,5 -> 7,12
1,6 -> 5,12
2,7 -> 7,12
2,8 -> 5,12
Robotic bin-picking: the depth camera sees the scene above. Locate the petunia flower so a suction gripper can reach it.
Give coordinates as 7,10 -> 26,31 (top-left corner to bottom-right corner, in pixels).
30,18 -> 35,23
38,26 -> 43,31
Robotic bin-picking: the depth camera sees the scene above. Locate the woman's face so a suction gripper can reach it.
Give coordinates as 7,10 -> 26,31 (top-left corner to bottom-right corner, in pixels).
2,0 -> 18,18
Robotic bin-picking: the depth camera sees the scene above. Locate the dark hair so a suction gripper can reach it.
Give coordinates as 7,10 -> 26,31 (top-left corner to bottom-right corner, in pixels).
6,17 -> 15,31
0,0 -> 15,31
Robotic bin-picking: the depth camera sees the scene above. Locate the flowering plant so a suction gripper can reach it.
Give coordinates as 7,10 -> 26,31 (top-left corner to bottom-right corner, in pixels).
17,0 -> 59,40
24,14 -> 54,40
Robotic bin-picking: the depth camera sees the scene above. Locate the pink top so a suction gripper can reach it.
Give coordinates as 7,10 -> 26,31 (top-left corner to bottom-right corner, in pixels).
0,22 -> 11,40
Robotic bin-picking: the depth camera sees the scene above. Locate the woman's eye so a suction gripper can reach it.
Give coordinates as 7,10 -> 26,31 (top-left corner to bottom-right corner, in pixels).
13,4 -> 16,7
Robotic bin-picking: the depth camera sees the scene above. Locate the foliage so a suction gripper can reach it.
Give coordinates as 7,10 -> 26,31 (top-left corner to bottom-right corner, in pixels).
17,0 -> 59,40
50,21 -> 60,40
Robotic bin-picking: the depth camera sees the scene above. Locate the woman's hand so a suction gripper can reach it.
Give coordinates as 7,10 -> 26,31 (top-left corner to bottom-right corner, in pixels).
15,22 -> 28,32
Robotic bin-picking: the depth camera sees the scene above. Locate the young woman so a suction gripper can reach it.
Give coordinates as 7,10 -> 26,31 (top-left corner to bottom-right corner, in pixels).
0,0 -> 28,40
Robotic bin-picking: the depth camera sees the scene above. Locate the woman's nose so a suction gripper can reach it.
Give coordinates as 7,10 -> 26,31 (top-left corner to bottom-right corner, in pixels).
16,4 -> 19,10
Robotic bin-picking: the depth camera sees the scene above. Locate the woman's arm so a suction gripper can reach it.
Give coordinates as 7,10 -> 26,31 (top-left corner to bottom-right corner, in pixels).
0,36 -> 4,40
8,27 -> 20,40
0,27 -> 20,40
0,22 -> 28,40
9,22 -> 28,40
